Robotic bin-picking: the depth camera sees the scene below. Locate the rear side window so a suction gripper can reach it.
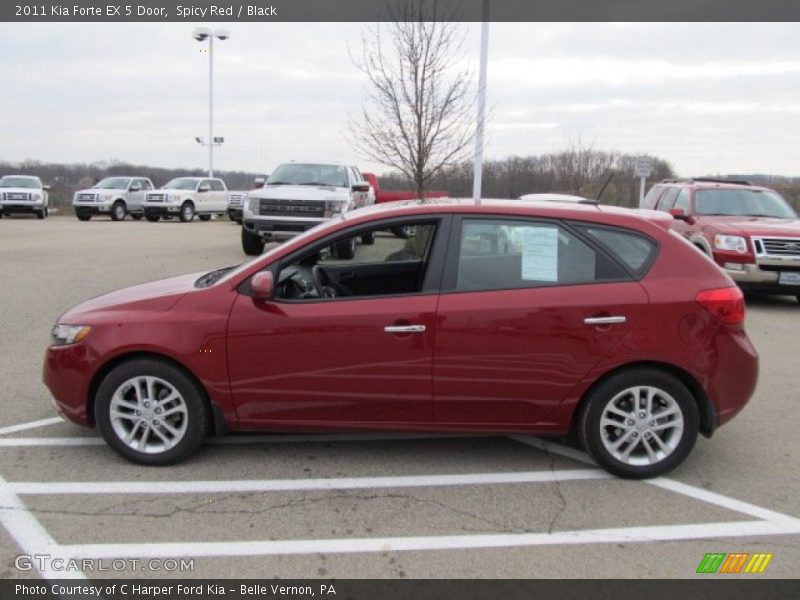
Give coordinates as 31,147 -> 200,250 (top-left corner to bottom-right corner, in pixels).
576,226 -> 657,278
210,180 -> 225,191
455,219 -> 628,292
641,185 -> 665,209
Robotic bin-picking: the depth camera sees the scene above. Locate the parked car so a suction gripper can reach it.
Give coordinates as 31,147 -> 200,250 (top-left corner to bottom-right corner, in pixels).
73,177 -> 154,221
363,172 -> 448,238
0,175 -> 49,219
242,162 -> 375,256
648,178 -> 800,302
44,198 -> 758,478
226,191 -> 248,224
143,177 -> 228,222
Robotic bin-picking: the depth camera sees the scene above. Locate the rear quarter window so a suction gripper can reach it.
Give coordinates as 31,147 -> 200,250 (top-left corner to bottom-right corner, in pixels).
575,225 -> 658,278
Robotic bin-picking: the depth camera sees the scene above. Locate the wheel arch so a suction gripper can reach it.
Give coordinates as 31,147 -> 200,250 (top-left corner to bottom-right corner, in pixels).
86,350 -> 226,436
571,360 -> 715,438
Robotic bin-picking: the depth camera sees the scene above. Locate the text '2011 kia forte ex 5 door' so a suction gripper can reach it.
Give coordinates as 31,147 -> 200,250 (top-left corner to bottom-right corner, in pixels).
43,199 -> 758,478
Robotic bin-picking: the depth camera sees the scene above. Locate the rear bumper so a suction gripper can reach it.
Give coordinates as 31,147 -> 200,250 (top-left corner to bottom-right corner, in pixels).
707,328 -> 759,428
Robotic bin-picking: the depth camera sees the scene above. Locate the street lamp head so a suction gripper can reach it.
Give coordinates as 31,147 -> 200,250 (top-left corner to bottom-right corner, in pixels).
214,29 -> 230,41
192,27 -> 211,42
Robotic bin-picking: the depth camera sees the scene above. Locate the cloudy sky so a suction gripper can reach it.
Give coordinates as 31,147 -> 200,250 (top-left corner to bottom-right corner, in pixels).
1,22 -> 800,176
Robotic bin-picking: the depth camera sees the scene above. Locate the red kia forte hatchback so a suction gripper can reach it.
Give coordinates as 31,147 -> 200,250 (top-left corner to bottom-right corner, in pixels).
44,199 -> 758,478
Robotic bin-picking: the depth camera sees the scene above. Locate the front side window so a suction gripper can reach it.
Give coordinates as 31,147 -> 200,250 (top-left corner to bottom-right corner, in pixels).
455,219 -> 628,292
673,189 -> 690,213
275,221 -> 438,301
657,187 -> 681,211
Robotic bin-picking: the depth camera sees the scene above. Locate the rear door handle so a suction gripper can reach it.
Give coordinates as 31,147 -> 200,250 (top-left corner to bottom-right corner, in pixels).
584,316 -> 627,326
384,325 -> 426,334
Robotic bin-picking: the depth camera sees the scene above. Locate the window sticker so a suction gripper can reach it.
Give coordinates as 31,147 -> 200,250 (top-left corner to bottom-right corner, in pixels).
521,227 -> 559,281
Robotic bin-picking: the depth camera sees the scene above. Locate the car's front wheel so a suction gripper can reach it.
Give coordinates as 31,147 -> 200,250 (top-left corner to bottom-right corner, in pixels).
241,227 -> 265,255
179,202 -> 195,222
110,201 -> 126,221
578,368 -> 699,479
336,237 -> 356,259
95,358 -> 208,465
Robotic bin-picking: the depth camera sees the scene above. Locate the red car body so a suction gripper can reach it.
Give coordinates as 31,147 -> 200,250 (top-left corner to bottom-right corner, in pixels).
43,199 -> 758,474
363,173 -> 449,204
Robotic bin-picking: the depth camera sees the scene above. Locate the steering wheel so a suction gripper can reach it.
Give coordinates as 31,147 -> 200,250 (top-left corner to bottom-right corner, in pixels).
278,266 -> 322,300
312,265 -> 351,297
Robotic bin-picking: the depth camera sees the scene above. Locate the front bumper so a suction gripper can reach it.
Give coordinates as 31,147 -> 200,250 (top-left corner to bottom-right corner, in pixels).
243,216 -> 325,239
74,202 -> 112,215
722,260 -> 800,295
144,204 -> 181,217
2,202 -> 45,214
42,345 -> 94,427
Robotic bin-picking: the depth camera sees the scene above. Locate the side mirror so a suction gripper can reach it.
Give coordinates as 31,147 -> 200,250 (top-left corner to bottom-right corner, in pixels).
352,182 -> 370,193
669,208 -> 688,220
251,271 -> 274,302
129,183 -> 141,192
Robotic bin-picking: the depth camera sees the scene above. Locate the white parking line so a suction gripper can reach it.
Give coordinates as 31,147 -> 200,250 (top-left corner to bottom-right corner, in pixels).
0,471 -> 85,580
0,417 -> 63,437
58,519 -> 800,560
9,468 -> 611,495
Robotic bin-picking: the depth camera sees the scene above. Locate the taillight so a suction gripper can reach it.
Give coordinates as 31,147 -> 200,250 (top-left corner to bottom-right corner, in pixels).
696,287 -> 745,325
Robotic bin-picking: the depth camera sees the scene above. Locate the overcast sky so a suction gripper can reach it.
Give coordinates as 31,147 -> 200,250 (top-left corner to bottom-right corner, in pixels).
1,22 -> 800,177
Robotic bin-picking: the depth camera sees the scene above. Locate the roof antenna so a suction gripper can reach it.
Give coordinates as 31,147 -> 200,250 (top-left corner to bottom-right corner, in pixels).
596,171 -> 615,203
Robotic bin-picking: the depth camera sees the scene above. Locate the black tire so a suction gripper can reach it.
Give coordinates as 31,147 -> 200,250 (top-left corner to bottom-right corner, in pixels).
36,209 -> 46,220
110,201 -> 126,221
145,214 -> 160,222
361,231 -> 375,245
335,237 -> 356,259
578,368 -> 699,479
198,214 -> 212,222
235,219 -> 242,225
95,358 -> 209,466
179,202 -> 195,222
391,225 -> 417,239
241,227 -> 265,256
131,214 -> 143,221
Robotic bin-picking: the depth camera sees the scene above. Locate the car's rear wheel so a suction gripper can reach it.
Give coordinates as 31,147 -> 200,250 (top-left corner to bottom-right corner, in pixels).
579,368 -> 699,479
179,202 -> 195,222
95,359 -> 208,465
392,225 -> 417,239
110,201 -> 126,221
145,214 -> 160,222
336,237 -> 356,259
241,227 -> 265,256
361,231 -> 375,245
198,214 -> 211,222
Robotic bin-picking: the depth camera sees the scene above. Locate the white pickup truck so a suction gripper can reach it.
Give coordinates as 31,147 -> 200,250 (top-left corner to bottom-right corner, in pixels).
241,162 -> 375,255
0,175 -> 50,219
73,176 -> 154,221
143,177 -> 228,222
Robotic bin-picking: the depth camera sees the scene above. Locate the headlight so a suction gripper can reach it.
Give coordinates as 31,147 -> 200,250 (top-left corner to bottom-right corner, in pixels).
166,194 -> 177,203
51,324 -> 91,346
101,192 -> 113,201
32,193 -> 42,201
324,201 -> 344,218
713,235 -> 747,254
248,197 -> 260,214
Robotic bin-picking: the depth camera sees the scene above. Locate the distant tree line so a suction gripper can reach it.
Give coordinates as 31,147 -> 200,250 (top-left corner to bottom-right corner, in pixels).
0,160 -> 261,209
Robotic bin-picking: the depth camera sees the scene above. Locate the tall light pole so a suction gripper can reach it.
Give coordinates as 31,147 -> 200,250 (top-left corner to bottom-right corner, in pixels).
192,27 -> 229,177
472,0 -> 490,202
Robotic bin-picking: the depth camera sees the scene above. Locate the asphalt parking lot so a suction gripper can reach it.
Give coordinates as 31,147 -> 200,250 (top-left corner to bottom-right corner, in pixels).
0,215 -> 799,580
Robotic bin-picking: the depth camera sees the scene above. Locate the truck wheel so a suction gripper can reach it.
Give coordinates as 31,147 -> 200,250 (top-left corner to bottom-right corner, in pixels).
145,214 -> 160,222
179,202 -> 195,222
198,215 -> 211,222
131,214 -> 143,221
361,231 -> 375,245
336,237 -> 356,259
36,208 -> 47,220
235,219 -> 242,225
77,213 -> 91,222
110,201 -> 126,221
242,228 -> 265,256
392,225 -> 416,239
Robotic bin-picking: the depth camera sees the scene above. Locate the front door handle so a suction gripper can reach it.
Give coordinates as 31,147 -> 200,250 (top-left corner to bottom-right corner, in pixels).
584,316 -> 627,326
384,325 -> 426,334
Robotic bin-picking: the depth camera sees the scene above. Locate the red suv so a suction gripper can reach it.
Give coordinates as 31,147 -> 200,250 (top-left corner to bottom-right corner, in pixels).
645,178 -> 800,302
43,199 -> 758,478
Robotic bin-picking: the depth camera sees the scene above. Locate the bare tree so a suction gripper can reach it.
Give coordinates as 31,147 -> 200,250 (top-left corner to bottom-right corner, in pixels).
349,0 -> 474,198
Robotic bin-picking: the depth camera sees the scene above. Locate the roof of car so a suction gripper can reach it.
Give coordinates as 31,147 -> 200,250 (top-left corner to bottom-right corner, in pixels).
518,193 -> 596,204
1,174 -> 40,179
657,178 -> 773,192
345,197 -> 674,231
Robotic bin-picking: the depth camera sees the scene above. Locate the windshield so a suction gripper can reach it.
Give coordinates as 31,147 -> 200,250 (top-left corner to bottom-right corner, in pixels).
268,163 -> 349,188
95,177 -> 131,190
164,178 -> 201,190
0,176 -> 40,189
695,189 -> 797,218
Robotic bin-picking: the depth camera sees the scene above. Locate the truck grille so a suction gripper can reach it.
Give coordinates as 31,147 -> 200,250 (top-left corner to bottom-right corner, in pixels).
76,193 -> 97,202
4,192 -> 30,201
259,199 -> 324,218
228,193 -> 246,207
754,237 -> 800,258
146,193 -> 166,203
